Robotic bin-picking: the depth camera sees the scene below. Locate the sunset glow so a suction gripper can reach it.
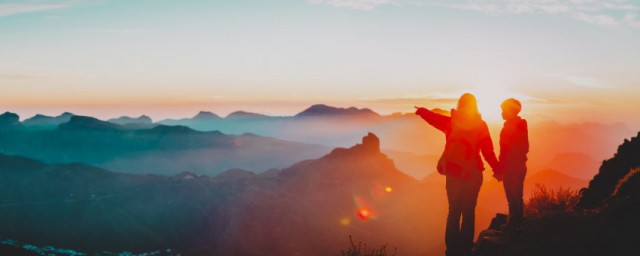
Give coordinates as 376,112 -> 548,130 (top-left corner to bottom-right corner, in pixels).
0,0 -> 638,126
1,1 -> 639,255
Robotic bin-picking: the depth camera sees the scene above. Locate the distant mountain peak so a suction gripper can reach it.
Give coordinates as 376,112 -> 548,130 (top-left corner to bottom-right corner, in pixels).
226,111 -> 268,119
295,104 -> 379,118
0,112 -> 22,130
108,115 -> 153,125
280,132 -> 408,183
32,114 -> 49,118
58,116 -> 122,131
174,171 -> 203,180
214,168 -> 256,182
0,111 -> 20,121
193,111 -> 220,120
22,112 -> 76,129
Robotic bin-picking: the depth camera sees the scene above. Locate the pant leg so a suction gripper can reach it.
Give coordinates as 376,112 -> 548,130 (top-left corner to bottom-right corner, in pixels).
460,171 -> 483,255
504,166 -> 526,227
445,176 -> 464,256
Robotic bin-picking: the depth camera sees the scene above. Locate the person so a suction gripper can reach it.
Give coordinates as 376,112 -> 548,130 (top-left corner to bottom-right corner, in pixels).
494,98 -> 529,232
415,93 -> 499,256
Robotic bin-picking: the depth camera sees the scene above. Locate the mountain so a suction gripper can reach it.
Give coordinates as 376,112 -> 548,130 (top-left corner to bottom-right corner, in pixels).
193,111 -> 221,120
0,118 -> 330,176
524,169 -> 588,196
0,134 -> 450,255
22,112 -> 74,130
295,104 -> 380,118
108,115 -> 153,125
171,133 -> 452,255
159,111 -> 222,127
0,112 -> 22,130
383,150 -> 440,179
226,111 -> 269,119
212,168 -> 257,182
157,107 -> 633,183
58,116 -> 123,131
528,121 -> 633,168
541,152 -> 600,180
0,153 -> 220,254
578,131 -> 640,209
156,104 -> 404,155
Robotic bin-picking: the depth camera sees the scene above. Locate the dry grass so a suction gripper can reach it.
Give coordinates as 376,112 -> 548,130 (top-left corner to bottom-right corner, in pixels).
341,235 -> 396,256
525,184 -> 579,218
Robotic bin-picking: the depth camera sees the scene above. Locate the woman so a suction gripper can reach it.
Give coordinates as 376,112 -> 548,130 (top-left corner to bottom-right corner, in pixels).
415,93 -> 499,256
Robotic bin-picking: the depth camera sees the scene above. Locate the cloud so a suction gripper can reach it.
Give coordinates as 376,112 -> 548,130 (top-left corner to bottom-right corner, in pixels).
624,13 -> 640,28
427,0 -> 640,28
308,0 -> 393,10
361,96 -> 458,105
571,12 -> 619,27
0,3 -> 71,17
79,29 -> 150,34
545,74 -> 613,89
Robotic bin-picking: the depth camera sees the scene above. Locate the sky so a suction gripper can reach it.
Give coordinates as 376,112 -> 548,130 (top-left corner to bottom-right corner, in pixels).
1,0 -> 639,125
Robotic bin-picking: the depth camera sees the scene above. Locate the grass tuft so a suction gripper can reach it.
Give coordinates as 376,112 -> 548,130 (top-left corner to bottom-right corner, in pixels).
341,235 -> 396,256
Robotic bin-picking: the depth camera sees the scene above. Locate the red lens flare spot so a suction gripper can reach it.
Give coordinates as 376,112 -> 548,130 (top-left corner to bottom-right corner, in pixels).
357,208 -> 371,221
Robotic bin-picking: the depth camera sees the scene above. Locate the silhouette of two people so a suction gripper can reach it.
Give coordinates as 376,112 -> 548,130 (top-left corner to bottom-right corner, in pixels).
415,93 -> 529,256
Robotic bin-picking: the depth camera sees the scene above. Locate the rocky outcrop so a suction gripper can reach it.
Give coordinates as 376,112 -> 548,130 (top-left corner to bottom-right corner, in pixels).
472,131 -> 640,256
0,112 -> 22,130
473,214 -> 508,256
578,131 -> 640,209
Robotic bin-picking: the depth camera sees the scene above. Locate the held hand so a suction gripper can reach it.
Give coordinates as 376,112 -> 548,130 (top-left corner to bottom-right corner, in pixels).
493,171 -> 504,182
493,162 -> 504,181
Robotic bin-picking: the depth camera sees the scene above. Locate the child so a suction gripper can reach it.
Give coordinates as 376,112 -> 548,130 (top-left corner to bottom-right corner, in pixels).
495,98 -> 529,231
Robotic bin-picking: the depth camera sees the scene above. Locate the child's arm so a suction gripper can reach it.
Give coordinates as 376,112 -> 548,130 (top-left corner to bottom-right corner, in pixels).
521,119 -> 529,154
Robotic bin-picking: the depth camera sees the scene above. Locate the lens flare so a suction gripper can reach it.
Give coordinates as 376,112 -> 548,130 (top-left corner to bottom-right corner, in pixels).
353,195 -> 378,221
340,218 -> 351,226
357,208 -> 371,221
384,186 -> 393,193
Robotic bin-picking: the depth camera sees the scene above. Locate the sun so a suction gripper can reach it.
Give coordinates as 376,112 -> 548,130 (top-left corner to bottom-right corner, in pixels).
467,88 -> 524,124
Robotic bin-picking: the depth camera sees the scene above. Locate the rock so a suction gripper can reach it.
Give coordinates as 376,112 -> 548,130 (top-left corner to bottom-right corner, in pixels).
361,132 -> 380,153
473,214 -> 508,256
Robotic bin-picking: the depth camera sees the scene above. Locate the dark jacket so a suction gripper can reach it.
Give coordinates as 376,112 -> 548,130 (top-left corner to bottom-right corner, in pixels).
499,116 -> 529,171
417,108 -> 499,178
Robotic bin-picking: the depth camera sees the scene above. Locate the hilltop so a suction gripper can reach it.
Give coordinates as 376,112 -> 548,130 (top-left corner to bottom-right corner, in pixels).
473,131 -> 640,256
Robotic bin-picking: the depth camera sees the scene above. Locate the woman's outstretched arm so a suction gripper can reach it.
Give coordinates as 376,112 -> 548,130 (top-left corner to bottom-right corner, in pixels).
415,107 -> 451,133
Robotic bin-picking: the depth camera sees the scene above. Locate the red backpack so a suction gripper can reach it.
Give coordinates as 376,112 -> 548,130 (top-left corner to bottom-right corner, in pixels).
437,112 -> 482,179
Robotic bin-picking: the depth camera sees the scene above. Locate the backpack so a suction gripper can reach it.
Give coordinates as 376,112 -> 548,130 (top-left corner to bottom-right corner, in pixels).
437,117 -> 482,179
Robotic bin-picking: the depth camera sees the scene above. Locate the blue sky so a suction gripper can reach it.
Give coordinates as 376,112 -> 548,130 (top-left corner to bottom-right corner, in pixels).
1,0 -> 639,124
